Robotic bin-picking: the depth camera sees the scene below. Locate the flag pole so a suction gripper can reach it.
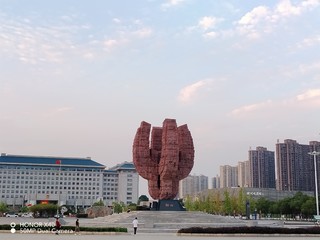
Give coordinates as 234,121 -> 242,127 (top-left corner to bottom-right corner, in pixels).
56,160 -> 61,216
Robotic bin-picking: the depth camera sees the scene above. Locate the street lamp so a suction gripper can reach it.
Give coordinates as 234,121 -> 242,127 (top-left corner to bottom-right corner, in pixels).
309,151 -> 320,216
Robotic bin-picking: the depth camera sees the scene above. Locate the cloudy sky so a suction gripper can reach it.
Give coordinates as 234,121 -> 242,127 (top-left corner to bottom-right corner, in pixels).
1,0 -> 320,196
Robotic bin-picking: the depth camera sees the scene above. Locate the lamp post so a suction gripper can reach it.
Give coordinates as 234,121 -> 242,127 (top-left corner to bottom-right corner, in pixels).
309,151 -> 320,216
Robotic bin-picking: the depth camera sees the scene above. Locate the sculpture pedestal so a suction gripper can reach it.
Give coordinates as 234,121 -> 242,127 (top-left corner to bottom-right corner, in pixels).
151,200 -> 186,211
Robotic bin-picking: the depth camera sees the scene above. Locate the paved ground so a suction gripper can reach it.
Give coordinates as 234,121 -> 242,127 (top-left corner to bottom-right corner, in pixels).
1,232 -> 319,240
0,211 -> 254,233
0,210 -> 317,238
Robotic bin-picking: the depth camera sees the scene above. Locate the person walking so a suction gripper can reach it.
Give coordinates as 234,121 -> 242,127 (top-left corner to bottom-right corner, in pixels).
132,217 -> 138,235
55,217 -> 61,235
75,218 -> 80,235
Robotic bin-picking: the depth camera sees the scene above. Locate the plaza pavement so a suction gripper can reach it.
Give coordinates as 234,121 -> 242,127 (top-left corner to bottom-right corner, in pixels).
0,211 -> 315,239
0,211 -> 253,233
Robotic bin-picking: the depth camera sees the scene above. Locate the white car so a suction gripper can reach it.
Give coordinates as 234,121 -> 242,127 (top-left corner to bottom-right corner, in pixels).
21,213 -> 33,218
6,212 -> 18,217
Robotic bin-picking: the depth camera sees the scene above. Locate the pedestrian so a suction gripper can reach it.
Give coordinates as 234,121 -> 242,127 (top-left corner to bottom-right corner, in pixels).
75,218 -> 80,235
55,217 -> 61,235
132,217 -> 138,235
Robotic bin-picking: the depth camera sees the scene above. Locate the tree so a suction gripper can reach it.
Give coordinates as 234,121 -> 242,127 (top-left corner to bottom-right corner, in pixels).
237,188 -> 246,216
0,202 -> 8,215
256,197 -> 272,217
212,191 -> 223,214
184,195 -> 194,211
29,204 -> 58,218
113,202 -> 124,213
93,199 -> 104,206
301,199 -> 315,217
223,190 -> 232,215
20,206 -> 29,213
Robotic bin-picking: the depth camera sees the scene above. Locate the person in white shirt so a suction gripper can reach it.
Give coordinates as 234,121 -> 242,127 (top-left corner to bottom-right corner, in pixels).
132,217 -> 138,235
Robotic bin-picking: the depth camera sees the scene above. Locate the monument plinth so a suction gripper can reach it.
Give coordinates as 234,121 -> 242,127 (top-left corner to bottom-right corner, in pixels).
133,118 -> 194,210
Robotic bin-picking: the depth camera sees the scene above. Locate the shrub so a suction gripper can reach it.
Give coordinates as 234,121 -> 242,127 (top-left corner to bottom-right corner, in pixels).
0,224 -> 127,233
177,226 -> 320,234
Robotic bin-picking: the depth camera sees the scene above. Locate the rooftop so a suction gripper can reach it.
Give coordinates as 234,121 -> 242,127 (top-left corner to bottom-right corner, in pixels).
109,161 -> 136,171
0,153 -> 105,168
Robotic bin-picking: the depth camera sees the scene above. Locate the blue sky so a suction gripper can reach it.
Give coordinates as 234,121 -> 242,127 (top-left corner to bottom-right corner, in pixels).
1,0 -> 320,196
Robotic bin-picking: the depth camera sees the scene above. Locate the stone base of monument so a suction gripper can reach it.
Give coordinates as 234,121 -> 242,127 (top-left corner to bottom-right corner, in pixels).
151,200 -> 186,211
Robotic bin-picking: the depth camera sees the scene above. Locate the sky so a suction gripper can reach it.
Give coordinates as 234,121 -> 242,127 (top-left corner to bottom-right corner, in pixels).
0,0 -> 320,197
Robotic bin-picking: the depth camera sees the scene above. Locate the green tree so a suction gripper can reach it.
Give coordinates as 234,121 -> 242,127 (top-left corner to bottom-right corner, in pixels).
20,206 -> 29,213
255,197 -> 272,217
127,203 -> 137,211
113,202 -> 124,213
223,190 -> 232,215
301,198 -> 315,217
93,199 -> 104,206
230,193 -> 238,216
0,202 -> 8,215
184,195 -> 195,211
212,191 -> 223,214
29,204 -> 58,217
237,188 -> 246,216
204,194 -> 214,213
278,197 -> 292,217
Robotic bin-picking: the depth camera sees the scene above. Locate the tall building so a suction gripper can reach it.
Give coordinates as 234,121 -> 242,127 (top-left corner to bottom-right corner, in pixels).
238,160 -> 250,187
106,162 -> 139,205
0,153 -> 138,207
211,175 -> 220,189
276,140 -> 320,191
219,165 -> 238,188
249,147 -> 275,189
179,174 -> 208,198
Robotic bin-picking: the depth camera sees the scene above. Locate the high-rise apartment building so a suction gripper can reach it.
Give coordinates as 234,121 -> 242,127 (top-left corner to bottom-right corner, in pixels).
211,175 -> 220,189
276,140 -> 320,191
0,153 -> 138,207
249,147 -> 275,189
179,174 -> 208,198
238,160 -> 250,187
219,165 -> 238,188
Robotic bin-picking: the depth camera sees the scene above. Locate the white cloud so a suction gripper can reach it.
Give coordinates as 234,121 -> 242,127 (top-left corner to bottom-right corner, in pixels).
298,61 -> 320,73
178,79 -> 213,103
231,100 -> 272,116
132,27 -> 153,38
231,88 -> 320,117
238,6 -> 269,26
236,0 -> 320,39
161,0 -> 186,9
113,18 -> 121,24
198,16 -> 220,31
297,35 -> 320,48
101,26 -> 152,52
0,13 -> 88,64
295,88 -> 320,108
301,0 -> 320,9
203,31 -> 218,39
186,16 -> 223,39
296,89 -> 320,101
274,0 -> 301,17
104,39 -> 118,48
237,6 -> 269,39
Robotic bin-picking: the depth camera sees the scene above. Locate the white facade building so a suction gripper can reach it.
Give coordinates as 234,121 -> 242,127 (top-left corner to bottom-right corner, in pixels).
0,153 -> 138,207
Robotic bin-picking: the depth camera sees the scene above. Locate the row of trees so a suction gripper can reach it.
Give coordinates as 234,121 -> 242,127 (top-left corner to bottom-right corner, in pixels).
184,190 -> 316,219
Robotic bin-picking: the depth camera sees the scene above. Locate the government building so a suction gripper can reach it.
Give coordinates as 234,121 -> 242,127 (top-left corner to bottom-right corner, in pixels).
0,153 -> 139,208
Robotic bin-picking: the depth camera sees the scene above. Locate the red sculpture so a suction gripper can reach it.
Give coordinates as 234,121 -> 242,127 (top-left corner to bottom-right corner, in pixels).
133,119 -> 194,200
